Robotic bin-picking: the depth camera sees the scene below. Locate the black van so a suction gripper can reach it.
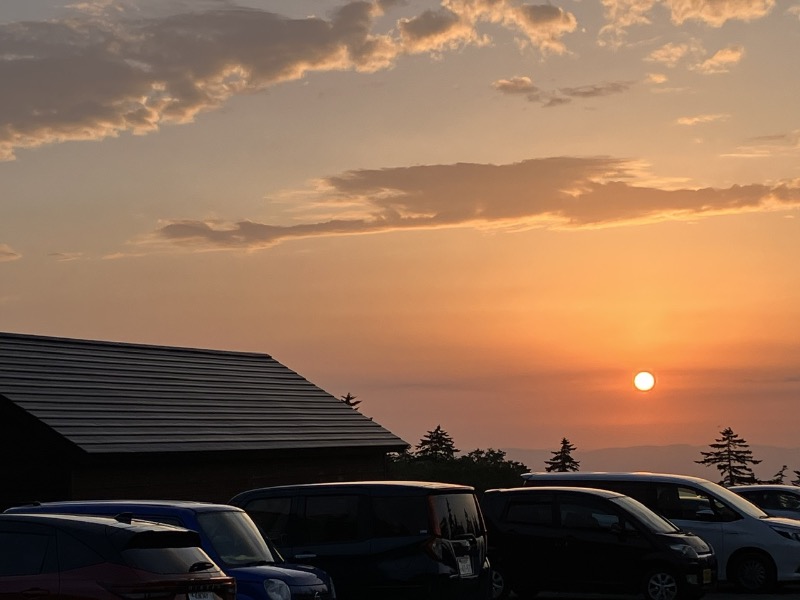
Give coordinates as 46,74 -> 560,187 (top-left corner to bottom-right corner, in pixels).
230,481 -> 491,600
481,487 -> 716,600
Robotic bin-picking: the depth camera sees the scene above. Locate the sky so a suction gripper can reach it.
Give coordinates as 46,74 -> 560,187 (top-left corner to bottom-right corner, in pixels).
2,0 -> 800,455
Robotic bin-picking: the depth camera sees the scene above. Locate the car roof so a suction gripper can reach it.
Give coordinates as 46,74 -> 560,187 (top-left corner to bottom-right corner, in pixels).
231,480 -> 475,500
5,500 -> 243,516
484,486 -> 625,499
521,471 -> 713,485
0,511 -> 190,533
729,484 -> 800,492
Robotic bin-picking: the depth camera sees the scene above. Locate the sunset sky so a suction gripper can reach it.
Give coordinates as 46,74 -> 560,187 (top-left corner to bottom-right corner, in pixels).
2,0 -> 799,455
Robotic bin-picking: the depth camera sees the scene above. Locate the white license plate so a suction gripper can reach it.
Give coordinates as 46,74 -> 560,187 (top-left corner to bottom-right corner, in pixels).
189,593 -> 215,600
457,556 -> 473,577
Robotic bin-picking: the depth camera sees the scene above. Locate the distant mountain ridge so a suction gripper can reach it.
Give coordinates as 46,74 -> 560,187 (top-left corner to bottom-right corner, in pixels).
503,444 -> 800,483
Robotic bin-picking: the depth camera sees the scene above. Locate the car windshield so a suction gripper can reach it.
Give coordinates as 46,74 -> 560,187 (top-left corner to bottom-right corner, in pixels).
701,481 -> 770,518
197,510 -> 278,567
610,496 -> 680,534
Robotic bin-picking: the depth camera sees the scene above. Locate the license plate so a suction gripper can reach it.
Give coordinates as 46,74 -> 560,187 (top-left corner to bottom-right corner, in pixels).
457,556 -> 473,577
703,569 -> 712,584
189,593 -> 215,600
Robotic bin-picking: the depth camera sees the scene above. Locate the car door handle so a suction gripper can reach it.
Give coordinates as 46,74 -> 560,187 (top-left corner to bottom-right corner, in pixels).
295,553 -> 317,559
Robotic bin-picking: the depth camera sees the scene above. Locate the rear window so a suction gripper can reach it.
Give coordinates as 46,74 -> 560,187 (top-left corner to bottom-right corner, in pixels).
122,531 -> 215,574
123,546 -> 215,574
372,496 -> 429,537
430,493 -> 484,539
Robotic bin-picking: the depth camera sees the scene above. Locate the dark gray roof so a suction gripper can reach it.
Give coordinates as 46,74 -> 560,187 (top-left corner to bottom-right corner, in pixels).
0,332 -> 408,454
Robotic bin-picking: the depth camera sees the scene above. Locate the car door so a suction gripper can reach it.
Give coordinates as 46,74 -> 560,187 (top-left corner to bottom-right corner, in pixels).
287,493 -> 373,594
496,491 -> 561,590
0,521 -> 59,600
556,492 -> 649,591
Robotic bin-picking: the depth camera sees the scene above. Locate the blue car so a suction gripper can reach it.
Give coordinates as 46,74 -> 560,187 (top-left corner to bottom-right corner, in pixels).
5,500 -> 335,600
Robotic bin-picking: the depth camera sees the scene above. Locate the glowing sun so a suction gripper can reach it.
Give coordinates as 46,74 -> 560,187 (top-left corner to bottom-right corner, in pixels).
634,371 -> 656,391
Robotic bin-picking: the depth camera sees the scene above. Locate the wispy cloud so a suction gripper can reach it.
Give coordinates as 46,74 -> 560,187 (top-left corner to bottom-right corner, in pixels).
665,0 -> 775,27
676,113 -> 730,126
492,76 -> 635,106
599,0 -> 774,46
693,45 -> 745,74
145,157 -> 800,251
0,244 -> 21,262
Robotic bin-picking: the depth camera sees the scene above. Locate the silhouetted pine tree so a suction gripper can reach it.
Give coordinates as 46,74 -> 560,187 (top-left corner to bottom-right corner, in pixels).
544,437 -> 580,472
340,392 -> 361,410
695,427 -> 761,486
415,425 -> 459,461
769,465 -> 788,484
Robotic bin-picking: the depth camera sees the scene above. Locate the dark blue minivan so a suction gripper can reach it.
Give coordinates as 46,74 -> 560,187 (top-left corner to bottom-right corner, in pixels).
5,500 -> 335,600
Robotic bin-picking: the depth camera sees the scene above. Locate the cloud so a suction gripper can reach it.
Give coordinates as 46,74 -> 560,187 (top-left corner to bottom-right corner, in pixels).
492,76 -> 537,94
0,1 -> 583,160
693,45 -> 744,74
665,0 -> 775,27
148,157 -> 800,251
599,0 -> 775,44
676,113 -> 730,126
492,76 -> 634,106
646,41 -> 704,68
0,244 -> 21,262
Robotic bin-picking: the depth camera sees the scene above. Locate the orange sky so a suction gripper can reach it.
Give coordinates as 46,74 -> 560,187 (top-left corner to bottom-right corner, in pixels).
1,0 -> 799,454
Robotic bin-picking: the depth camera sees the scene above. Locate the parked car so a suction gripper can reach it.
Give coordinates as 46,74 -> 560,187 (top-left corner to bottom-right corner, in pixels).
481,486 -> 716,600
230,481 -> 492,600
521,471 -> 800,592
0,512 -> 236,600
729,484 -> 800,519
5,500 -> 335,600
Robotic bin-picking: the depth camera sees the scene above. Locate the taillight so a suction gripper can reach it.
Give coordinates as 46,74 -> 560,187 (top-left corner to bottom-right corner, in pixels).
422,536 -> 443,561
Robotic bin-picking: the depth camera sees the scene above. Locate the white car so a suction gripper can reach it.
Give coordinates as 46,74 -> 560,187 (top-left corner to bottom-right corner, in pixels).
729,484 -> 800,520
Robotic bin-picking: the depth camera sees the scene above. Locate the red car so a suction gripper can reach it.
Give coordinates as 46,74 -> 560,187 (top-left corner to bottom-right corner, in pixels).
0,512 -> 236,600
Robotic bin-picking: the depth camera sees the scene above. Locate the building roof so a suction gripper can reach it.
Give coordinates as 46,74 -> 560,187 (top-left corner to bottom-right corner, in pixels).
0,332 -> 408,455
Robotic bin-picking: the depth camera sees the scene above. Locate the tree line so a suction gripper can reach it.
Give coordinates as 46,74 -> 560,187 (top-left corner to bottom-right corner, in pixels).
341,394 -> 798,489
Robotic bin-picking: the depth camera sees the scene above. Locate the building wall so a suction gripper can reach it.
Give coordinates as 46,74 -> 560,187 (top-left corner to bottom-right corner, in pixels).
69,448 -> 391,504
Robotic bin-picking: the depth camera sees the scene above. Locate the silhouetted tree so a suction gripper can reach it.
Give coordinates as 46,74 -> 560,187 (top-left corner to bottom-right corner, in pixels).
769,465 -> 788,484
415,425 -> 458,460
544,437 -> 580,472
340,392 -> 361,410
695,427 -> 761,486
792,471 -> 800,487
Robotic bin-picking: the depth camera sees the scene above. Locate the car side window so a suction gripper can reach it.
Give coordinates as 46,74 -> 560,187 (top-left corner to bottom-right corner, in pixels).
57,529 -> 105,571
244,497 -> 293,545
656,484 -> 737,522
0,530 -> 57,576
301,495 -> 361,544
780,492 -> 800,510
504,496 -> 555,526
559,496 -> 620,532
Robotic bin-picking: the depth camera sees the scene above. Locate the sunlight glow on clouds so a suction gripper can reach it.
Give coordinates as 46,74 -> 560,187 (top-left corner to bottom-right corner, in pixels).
0,244 -> 21,262
676,113 -> 730,126
693,45 -> 745,74
149,158 -> 800,251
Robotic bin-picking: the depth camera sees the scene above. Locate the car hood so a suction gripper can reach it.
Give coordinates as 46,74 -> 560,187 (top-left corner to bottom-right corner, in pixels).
762,516 -> 800,529
229,563 -> 329,586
